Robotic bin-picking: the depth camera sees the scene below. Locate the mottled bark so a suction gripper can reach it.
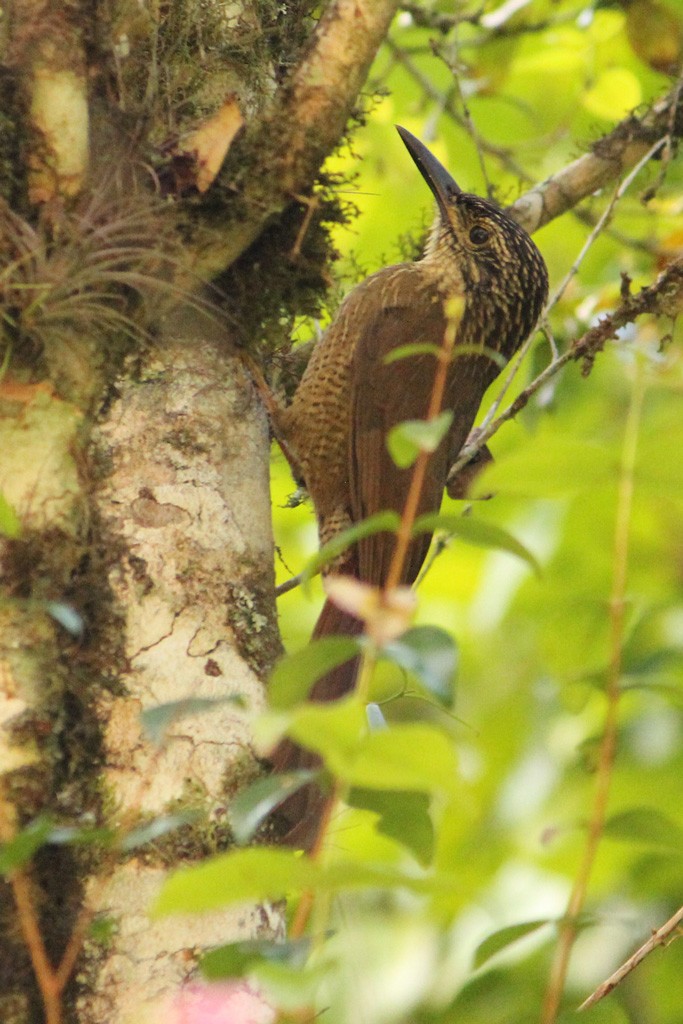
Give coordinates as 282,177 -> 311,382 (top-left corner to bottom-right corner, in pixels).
76,315 -> 280,1022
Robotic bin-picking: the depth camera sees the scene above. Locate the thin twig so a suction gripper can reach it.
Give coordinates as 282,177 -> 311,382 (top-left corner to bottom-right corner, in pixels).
275,571 -> 306,597
646,64 -> 683,197
398,2 -> 481,32
0,784 -> 61,1023
540,361 -> 646,1024
579,904 -> 683,1011
384,37 -> 531,182
10,871 -> 62,1024
572,207 -> 658,257
547,137 -> 667,313
475,325 -> 540,436
507,83 -> 683,235
433,38 -> 493,196
471,135 -> 666,439
398,1 -> 575,38
385,304 -> 460,592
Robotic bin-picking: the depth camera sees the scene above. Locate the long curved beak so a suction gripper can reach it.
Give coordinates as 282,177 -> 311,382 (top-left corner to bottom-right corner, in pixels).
395,125 -> 461,217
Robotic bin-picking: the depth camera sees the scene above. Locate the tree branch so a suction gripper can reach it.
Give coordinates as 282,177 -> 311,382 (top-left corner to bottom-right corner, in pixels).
579,904 -> 683,1011
509,83 -> 683,234
541,355 -> 646,1024
192,16 -> 682,283
193,0 -> 402,277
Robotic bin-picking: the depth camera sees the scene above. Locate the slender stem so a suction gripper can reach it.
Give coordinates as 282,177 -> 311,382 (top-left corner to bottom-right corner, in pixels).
10,870 -> 62,1024
384,448 -> 432,594
287,645 -> 378,948
546,138 -> 667,313
0,775 -> 62,1023
385,307 -> 460,592
288,784 -> 339,941
384,38 -> 531,182
540,360 -> 646,1024
579,903 -> 683,1010
54,897 -> 100,992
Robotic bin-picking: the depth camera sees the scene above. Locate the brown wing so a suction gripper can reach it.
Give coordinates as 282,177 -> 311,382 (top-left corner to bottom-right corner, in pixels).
349,280 -> 504,587
349,288 -> 452,587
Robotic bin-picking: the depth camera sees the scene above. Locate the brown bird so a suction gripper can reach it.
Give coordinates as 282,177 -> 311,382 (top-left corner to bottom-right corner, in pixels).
267,126 -> 548,849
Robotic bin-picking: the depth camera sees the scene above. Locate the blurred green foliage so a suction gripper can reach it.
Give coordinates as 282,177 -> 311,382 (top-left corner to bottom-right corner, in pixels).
161,2 -> 683,1022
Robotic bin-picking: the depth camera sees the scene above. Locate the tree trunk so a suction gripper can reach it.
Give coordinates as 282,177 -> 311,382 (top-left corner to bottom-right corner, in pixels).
77,316 -> 281,1023
0,1 -> 400,1019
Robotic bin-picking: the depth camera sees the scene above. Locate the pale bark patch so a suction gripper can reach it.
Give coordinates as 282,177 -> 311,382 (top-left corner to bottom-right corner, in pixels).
79,867 -> 283,1024
79,320 -> 280,1020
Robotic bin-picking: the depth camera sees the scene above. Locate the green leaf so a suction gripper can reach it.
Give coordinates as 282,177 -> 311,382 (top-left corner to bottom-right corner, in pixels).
155,848 -> 317,914
228,771 -> 318,844
381,625 -> 458,705
0,492 -> 20,539
302,511 -> 400,581
155,846 -> 458,915
201,938 -> 310,980
328,860 -> 457,895
286,698 -> 367,766
201,941 -> 260,979
141,697 -> 243,745
383,342 -> 443,364
121,812 -> 200,852
473,919 -> 553,969
47,824 -> 117,848
251,956 -> 331,1007
387,412 -> 453,469
0,816 -> 54,874
413,512 -> 540,574
604,808 -> 683,848
287,702 -> 460,796
452,343 -> 508,370
269,636 -> 361,709
341,724 -> 460,795
349,788 -> 435,865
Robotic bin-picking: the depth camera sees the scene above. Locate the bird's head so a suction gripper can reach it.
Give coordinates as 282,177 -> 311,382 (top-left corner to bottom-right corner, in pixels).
396,125 -> 548,358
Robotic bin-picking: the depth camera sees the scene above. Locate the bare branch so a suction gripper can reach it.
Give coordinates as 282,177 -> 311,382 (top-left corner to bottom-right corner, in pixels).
579,905 -> 683,1011
286,0 -> 398,151
509,86 -> 683,234
546,137 -> 668,311
192,4 -> 682,283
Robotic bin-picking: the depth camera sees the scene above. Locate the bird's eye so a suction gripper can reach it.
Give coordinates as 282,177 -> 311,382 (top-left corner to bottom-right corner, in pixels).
469,225 -> 490,245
